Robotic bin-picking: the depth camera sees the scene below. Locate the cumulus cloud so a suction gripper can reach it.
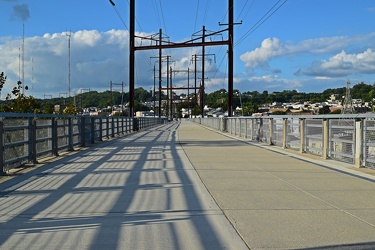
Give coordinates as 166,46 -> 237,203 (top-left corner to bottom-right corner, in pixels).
303,49 -> 375,77
239,33 -> 375,71
0,29 -> 207,98
0,29 -> 141,98
243,75 -> 303,92
240,37 -> 285,68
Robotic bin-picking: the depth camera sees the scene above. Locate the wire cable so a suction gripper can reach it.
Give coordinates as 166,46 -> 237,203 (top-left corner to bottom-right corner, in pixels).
235,0 -> 288,46
237,0 -> 256,24
111,2 -> 129,31
151,0 -> 163,29
202,0 -> 211,25
194,0 -> 200,32
158,0 -> 168,35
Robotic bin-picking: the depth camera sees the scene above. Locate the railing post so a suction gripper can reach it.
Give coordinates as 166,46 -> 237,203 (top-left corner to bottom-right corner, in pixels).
68,117 -> 74,151
282,118 -> 287,149
355,119 -> 363,168
222,117 -> 227,132
52,117 -> 59,156
235,118 -> 238,136
99,117 -> 103,141
106,117 -> 110,139
322,119 -> 329,159
239,118 -> 242,137
133,117 -> 139,131
28,117 -> 33,162
249,119 -> 253,140
0,120 -> 5,175
299,118 -> 305,153
258,118 -> 263,141
269,118 -> 274,145
111,117 -> 115,137
90,117 -> 95,144
80,116 -> 86,147
121,117 -> 124,134
244,119 -> 248,138
31,118 -> 38,164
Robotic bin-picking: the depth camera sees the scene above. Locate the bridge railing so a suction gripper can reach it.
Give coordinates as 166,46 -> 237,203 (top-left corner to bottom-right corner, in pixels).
0,113 -> 167,175
192,114 -> 375,169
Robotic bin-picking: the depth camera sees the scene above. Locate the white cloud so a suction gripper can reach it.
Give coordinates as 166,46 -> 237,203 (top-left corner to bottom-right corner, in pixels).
239,33 -> 375,71
304,49 -> 375,77
240,37 -> 285,68
0,29 -> 151,98
0,29 -> 220,99
242,75 -> 303,92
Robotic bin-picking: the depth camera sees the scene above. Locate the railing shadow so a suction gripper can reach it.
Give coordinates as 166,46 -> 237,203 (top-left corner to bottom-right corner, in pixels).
0,121 -> 232,249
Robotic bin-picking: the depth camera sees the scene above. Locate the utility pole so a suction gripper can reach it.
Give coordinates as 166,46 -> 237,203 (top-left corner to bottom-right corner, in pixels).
170,69 -> 194,118
202,26 -> 205,116
66,30 -> 71,97
191,53 -> 215,115
146,29 -> 169,118
153,64 -> 156,117
228,0 -> 234,117
158,29 -> 162,117
169,66 -> 173,120
110,81 -> 125,115
130,0 -> 238,117
166,56 -> 171,118
129,0 -> 135,117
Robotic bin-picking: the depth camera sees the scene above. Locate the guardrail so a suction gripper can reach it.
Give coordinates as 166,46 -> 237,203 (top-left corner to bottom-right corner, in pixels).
0,113 -> 167,175
191,114 -> 375,170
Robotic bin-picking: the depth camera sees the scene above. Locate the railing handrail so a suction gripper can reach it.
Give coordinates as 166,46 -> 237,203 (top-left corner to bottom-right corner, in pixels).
0,115 -> 167,175
192,115 -> 375,170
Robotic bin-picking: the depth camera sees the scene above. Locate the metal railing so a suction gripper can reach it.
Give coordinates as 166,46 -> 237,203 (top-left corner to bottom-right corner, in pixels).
0,113 -> 167,174
192,114 -> 375,169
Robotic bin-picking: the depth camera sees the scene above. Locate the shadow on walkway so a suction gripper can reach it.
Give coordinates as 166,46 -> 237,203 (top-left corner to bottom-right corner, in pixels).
0,122 -> 243,249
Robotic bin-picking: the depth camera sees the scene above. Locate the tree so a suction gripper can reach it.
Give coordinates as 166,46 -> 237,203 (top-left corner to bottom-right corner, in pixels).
0,75 -> 40,113
318,105 -> 330,114
43,104 -> 54,114
0,72 -> 6,90
62,104 -> 77,115
242,102 -> 258,116
191,106 -> 202,116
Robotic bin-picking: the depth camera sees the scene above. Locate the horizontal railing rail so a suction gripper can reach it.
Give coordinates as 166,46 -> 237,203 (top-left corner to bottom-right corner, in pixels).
191,114 -> 375,170
0,113 -> 167,175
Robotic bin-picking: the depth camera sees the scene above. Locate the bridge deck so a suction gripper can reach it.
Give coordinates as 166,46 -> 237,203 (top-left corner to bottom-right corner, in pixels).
1,120 -> 375,249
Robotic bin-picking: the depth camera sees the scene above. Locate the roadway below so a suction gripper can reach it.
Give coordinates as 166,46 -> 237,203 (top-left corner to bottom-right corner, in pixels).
1,120 -> 375,249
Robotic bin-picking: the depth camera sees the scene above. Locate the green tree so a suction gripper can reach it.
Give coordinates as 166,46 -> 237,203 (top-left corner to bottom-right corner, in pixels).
242,102 -> 258,116
43,104 -> 54,114
0,76 -> 40,113
62,104 -> 77,115
0,72 -> 6,90
191,106 -> 202,116
318,105 -> 330,114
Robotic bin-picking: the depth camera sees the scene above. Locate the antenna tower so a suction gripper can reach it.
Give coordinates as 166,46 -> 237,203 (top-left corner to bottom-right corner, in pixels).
341,80 -> 354,114
22,22 -> 25,93
66,31 -> 71,97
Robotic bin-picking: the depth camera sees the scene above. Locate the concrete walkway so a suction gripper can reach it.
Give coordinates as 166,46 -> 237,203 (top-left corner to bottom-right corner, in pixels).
0,122 -> 246,250
178,120 -> 375,249
1,120 -> 375,249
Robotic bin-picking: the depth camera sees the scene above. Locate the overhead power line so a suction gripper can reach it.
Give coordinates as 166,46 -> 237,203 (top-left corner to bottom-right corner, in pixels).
235,0 -> 288,46
109,0 -> 129,31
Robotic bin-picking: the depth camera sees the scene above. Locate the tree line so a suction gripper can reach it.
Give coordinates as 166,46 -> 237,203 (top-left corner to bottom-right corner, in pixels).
1,72 -> 374,116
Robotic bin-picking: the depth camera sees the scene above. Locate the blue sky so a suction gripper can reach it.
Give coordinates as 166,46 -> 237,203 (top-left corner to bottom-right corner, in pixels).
0,0 -> 375,99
